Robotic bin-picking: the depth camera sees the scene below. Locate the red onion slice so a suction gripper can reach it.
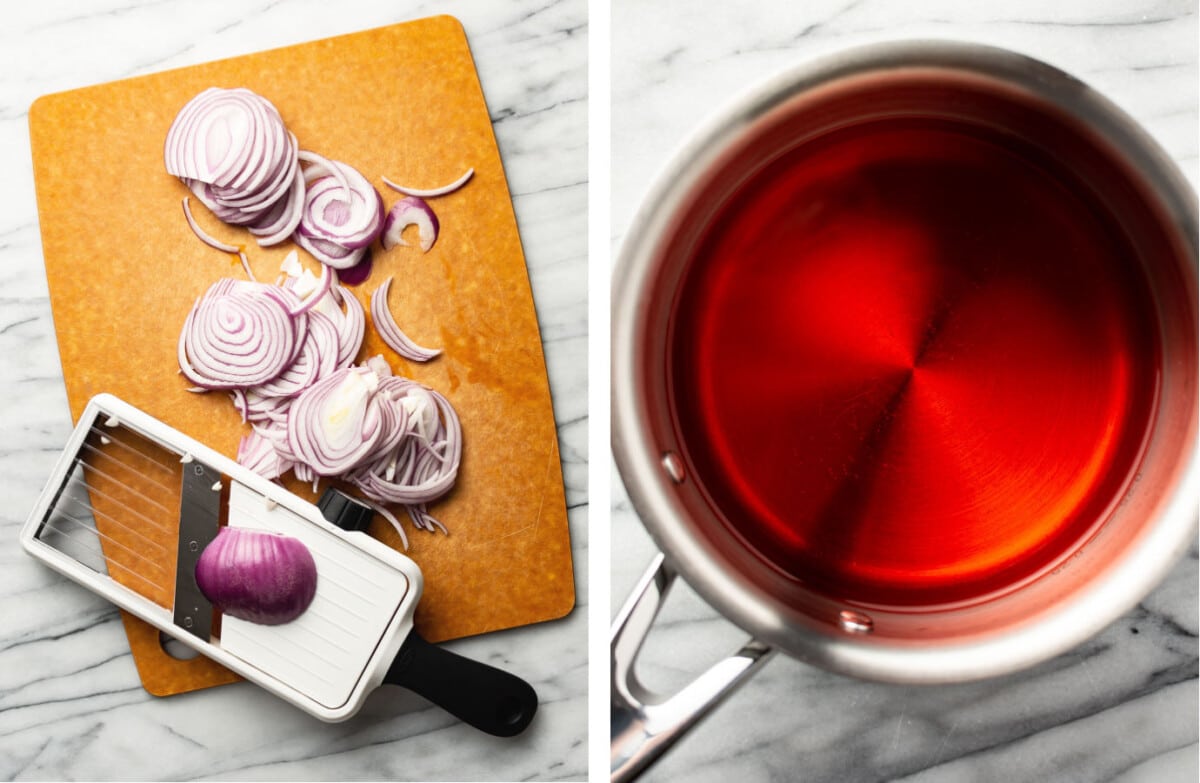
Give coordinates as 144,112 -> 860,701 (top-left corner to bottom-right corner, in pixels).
380,196 -> 439,253
294,231 -> 369,269
182,197 -> 239,254
178,280 -> 304,389
166,87 -> 302,248
250,308 -> 339,398
237,427 -> 294,480
233,388 -> 293,425
286,366 -> 389,476
407,504 -> 448,535
349,375 -> 462,506
182,197 -> 255,280
381,168 -> 474,198
247,168 -> 305,247
336,250 -> 374,286
296,164 -> 384,252
332,286 -> 366,368
283,258 -> 336,318
370,277 -> 441,362
298,150 -> 351,194
167,88 -> 285,190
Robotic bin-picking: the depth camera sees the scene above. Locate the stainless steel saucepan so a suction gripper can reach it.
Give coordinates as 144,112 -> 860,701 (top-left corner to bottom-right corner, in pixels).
610,41 -> 1198,782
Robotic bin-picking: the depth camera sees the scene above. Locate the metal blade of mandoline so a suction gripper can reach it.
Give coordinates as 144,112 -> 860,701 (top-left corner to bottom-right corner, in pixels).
43,417 -> 218,638
174,460 -> 220,639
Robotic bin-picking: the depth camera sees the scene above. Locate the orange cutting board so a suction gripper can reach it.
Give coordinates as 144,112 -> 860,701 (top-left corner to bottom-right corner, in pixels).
28,15 -> 574,697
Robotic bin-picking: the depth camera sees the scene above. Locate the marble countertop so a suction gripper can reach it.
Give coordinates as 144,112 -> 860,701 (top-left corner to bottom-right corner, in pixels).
610,1 -> 1197,782
0,1 -> 586,781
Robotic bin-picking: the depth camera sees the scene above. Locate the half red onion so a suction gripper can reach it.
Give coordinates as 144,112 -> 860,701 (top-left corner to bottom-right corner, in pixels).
195,527 -> 317,625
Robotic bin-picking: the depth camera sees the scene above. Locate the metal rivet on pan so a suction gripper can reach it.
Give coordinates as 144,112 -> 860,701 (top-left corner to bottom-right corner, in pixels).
188,540 -> 199,552
193,464 -> 204,476
661,452 -> 686,483
838,609 -> 874,634
183,617 -> 193,629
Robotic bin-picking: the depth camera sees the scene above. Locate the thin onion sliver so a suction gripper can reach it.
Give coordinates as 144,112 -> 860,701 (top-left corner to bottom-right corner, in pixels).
370,277 -> 441,362
182,197 -> 255,280
381,167 -> 474,198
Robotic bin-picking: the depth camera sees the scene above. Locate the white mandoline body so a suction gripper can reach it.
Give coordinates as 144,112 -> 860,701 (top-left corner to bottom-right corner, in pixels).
20,392 -> 423,722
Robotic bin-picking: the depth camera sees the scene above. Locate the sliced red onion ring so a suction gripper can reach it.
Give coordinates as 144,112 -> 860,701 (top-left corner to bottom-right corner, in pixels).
349,375 -> 462,506
237,428 -> 294,481
295,231 -> 369,269
178,280 -> 304,389
221,350 -> 463,545
247,168 -> 306,246
295,156 -> 384,266
370,277 -> 441,362
167,89 -> 293,191
250,308 -> 339,399
298,150 -> 350,195
407,504 -> 448,535
182,197 -> 239,253
232,388 -> 293,425
381,168 -> 474,198
361,499 -> 410,550
182,197 -> 255,280
380,196 -> 439,253
166,87 -> 302,246
286,366 -> 389,476
330,286 -> 366,368
282,257 -> 336,317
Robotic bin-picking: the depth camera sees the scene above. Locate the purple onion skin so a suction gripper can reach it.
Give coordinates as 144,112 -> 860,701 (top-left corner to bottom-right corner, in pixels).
337,248 -> 374,286
195,527 -> 317,625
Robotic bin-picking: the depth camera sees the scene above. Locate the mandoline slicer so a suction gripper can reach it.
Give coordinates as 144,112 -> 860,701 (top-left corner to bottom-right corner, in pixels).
20,393 -> 537,735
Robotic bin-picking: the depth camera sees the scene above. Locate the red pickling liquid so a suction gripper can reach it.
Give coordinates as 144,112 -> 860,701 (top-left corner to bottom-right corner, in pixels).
668,116 -> 1161,608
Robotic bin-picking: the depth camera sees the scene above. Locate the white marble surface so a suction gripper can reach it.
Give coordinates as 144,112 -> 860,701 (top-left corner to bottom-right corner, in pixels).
0,1 -> 586,781
611,1 -> 1198,782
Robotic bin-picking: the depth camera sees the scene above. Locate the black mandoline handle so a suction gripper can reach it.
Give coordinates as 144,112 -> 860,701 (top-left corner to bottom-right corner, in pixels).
383,631 -> 538,737
317,488 -> 537,737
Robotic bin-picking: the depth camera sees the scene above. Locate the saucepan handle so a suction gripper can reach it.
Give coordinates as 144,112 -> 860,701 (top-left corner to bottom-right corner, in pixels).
611,553 -> 777,782
383,630 -> 538,737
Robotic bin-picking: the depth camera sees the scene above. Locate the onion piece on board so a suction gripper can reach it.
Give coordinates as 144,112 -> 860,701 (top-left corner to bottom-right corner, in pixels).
380,196 -> 439,253
178,279 -> 305,389
165,88 -> 300,232
285,366 -> 389,476
182,197 -> 255,281
370,277 -> 441,362
381,168 -> 474,198
295,156 -> 384,266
